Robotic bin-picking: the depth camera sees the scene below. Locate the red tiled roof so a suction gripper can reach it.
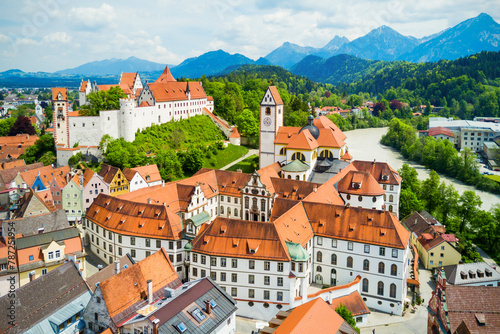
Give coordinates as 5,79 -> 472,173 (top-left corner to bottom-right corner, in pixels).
79,80 -> 88,92
268,86 -> 283,105
426,127 -> 455,138
131,165 -> 162,183
52,88 -> 67,101
352,160 -> 401,185
286,129 -> 318,150
148,81 -> 206,102
337,170 -> 385,196
314,116 -> 347,140
229,127 -> 240,138
154,66 -> 177,83
329,291 -> 370,316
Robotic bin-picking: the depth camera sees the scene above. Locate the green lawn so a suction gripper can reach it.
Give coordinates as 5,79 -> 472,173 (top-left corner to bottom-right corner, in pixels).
227,154 -> 259,173
203,144 -> 249,170
485,174 -> 500,182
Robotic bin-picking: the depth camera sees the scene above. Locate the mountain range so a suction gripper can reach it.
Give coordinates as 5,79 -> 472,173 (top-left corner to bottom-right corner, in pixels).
1,13 -> 499,86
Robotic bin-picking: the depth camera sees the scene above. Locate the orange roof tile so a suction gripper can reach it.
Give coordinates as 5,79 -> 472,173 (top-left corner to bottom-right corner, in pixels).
0,134 -> 38,146
274,298 -> 345,334
82,168 -> 96,187
316,127 -> 346,148
305,202 -> 410,249
256,163 -> 281,195
352,160 -> 401,185
122,168 -> 137,182
86,194 -> 183,240
96,84 -> 119,91
286,129 -> 318,150
337,170 -> 384,196
148,81 -> 206,102
67,111 -> 80,117
118,183 -> 181,213
229,127 -> 240,138
207,96 -> 214,101
120,72 -> 137,90
79,80 -> 88,92
154,66 -> 177,83
342,151 -> 353,161
271,178 -> 321,201
99,248 -> 182,319
131,165 -> 162,183
268,86 -> 283,105
329,291 -> 370,316
313,116 -> 347,140
139,100 -> 150,107
273,202 -> 314,246
0,159 -> 25,171
191,218 -> 290,261
274,127 -> 301,145
52,87 -> 67,101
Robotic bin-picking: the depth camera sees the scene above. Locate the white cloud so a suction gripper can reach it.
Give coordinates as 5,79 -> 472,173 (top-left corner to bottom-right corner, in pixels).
42,31 -> 71,43
0,33 -> 10,43
69,3 -> 116,30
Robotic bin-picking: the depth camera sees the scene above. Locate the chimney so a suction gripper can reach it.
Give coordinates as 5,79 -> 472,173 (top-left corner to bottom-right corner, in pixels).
206,300 -> 211,314
164,287 -> 174,299
147,198 -> 151,204
114,260 -> 120,275
313,185 -> 317,193
147,279 -> 153,304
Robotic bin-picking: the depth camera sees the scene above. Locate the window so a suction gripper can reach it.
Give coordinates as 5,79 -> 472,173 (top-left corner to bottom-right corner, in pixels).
177,254 -> 182,262
220,272 -> 226,281
249,260 -> 255,269
201,255 -> 206,265
193,254 -> 198,263
391,264 -> 397,276
316,265 -> 322,272
332,239 -> 337,248
363,259 -> 369,271
264,290 -> 270,300
48,252 -> 54,260
157,240 -> 161,248
358,196 -> 363,202
146,239 -> 150,247
231,273 -> 237,282
131,237 -> 135,246
364,245 -> 370,253
299,263 -> 303,272
279,147 -> 286,156
264,276 -> 270,285
221,258 -> 226,267
41,268 -> 47,275
389,195 -> 394,202
347,256 -> 353,268
277,277 -> 283,286
192,268 -> 198,277
379,247 -> 385,256
264,261 -> 270,271
169,241 -> 174,250
211,257 -> 217,266
316,251 -> 322,262
277,292 -> 283,301
291,152 -> 306,162
119,247 -> 122,256
317,237 -> 323,246
277,262 -> 284,272
131,249 -> 136,257
265,107 -> 271,115
390,284 -> 396,298
392,249 -> 398,258
29,255 -> 34,261
441,245 -> 445,250
231,288 -> 237,297
362,278 -> 369,292
248,289 -> 255,298
261,199 -> 266,211
378,262 -> 385,274
331,254 -> 337,265
249,275 -> 255,284
220,206 -> 224,214
348,242 -> 353,250
377,281 -> 384,296
232,259 -> 237,268
440,253 -> 444,258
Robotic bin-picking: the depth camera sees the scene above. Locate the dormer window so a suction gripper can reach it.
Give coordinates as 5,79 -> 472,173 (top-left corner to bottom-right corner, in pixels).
352,182 -> 361,189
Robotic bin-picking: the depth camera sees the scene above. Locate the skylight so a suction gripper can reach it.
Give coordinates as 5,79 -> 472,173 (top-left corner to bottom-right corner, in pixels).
176,322 -> 187,333
210,299 -> 217,308
191,307 -> 207,323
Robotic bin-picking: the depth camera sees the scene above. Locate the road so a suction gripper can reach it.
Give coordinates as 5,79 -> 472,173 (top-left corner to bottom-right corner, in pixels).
220,149 -> 258,170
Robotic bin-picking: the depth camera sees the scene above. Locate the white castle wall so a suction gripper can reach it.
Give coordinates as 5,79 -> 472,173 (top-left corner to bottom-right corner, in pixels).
69,115 -> 102,147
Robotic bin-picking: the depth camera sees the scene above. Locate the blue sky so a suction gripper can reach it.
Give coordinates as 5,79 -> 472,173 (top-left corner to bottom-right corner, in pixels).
0,0 -> 498,72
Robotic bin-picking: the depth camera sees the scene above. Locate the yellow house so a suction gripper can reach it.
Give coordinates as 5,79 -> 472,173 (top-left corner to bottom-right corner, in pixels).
16,227 -> 86,286
415,234 -> 461,270
98,164 -> 130,197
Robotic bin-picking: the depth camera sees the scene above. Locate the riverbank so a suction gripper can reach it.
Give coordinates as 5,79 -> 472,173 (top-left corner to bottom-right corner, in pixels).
345,127 -> 500,211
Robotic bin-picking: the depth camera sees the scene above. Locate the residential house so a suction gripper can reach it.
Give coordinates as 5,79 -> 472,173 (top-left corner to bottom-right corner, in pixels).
85,255 -> 135,293
82,248 -> 182,334
15,227 -> 85,286
63,173 -> 84,222
0,162 -> 44,212
416,234 -> 461,270
261,298 -> 358,334
419,126 -> 456,144
98,164 -> 129,197
131,164 -> 163,187
10,189 -> 56,218
0,261 -> 91,334
119,277 -> 237,334
122,168 -> 148,192
0,134 -> 39,160
82,168 -> 109,213
441,262 -> 500,287
427,268 -> 500,333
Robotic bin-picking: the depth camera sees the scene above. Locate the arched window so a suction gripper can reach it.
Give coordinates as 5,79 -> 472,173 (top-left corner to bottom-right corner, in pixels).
378,262 -> 385,274
391,264 -> 397,276
265,107 -> 271,115
389,194 -> 394,202
227,207 -> 231,216
362,278 -> 369,293
279,147 -> 286,156
234,208 -> 238,217
377,281 -> 384,296
291,152 -> 306,162
319,150 -> 333,159
331,253 -> 337,265
261,199 -> 266,211
384,194 -> 387,201
287,175 -> 291,179
390,283 -> 396,298
245,197 -> 249,209
347,256 -> 353,268
358,196 -> 363,202
389,205 -> 393,212
220,206 -> 224,214
252,198 -> 257,208
363,259 -> 369,271
316,251 -> 322,262
295,175 -> 300,180
316,266 -> 322,272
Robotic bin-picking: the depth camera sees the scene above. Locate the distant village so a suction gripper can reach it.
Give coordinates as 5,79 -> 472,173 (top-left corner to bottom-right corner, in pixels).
0,67 -> 499,334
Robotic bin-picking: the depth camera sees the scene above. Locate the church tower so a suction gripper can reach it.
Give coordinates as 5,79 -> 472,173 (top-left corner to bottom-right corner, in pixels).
52,88 -> 69,148
259,86 -> 283,168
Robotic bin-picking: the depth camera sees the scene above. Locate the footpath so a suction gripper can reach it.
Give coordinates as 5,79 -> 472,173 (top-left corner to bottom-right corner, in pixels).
220,149 -> 258,170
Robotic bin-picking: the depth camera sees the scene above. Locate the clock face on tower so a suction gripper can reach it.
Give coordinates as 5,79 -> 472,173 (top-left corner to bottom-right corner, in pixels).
263,117 -> 272,127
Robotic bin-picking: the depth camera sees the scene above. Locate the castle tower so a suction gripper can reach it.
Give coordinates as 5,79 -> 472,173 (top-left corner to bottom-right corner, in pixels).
52,88 -> 69,148
259,86 -> 283,168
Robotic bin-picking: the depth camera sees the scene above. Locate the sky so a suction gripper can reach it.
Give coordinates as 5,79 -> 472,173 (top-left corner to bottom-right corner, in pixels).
0,0 -> 498,72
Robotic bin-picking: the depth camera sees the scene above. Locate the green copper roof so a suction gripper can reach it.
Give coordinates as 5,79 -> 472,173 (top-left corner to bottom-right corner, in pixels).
286,241 -> 308,262
281,159 -> 310,172
184,242 -> 193,251
186,211 -> 211,227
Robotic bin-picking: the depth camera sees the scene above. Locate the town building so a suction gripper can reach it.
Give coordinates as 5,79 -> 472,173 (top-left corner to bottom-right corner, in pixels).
82,168 -> 109,212
428,268 -> 500,333
62,173 -> 84,222
441,262 -> 500,287
261,298 -> 358,334
419,126 -> 456,144
98,164 -> 129,197
82,248 -> 182,334
0,134 -> 39,160
0,261 -> 91,334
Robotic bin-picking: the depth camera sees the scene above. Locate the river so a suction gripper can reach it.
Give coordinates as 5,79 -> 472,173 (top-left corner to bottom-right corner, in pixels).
344,127 -> 500,211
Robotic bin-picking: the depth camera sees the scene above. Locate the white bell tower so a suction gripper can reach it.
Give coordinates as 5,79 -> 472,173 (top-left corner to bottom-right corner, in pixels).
259,86 -> 283,168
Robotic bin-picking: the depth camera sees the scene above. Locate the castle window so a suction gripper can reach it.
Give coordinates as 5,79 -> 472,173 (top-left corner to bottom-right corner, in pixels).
265,107 -> 271,115
319,150 -> 333,159
291,152 -> 306,162
279,147 -> 286,156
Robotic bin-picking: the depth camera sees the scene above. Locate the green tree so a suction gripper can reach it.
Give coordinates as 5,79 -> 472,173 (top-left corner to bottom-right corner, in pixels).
79,86 -> 127,116
20,134 -> 56,165
155,149 -> 182,181
421,171 -> 442,214
235,109 -> 259,143
457,191 -> 482,233
180,146 -> 204,175
335,303 -> 360,333
436,183 -> 459,226
0,117 -> 16,136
